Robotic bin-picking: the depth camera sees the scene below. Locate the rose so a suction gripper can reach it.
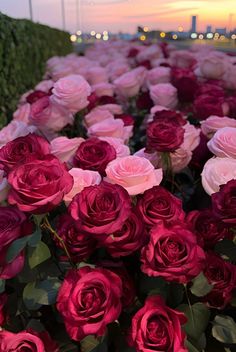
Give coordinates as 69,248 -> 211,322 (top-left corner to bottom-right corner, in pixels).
0,133 -> 50,173
73,137 -> 116,176
99,137 -> 130,158
137,186 -> 185,227
87,117 -> 128,141
190,132 -> 213,170
56,266 -> 122,341
226,95 -> 236,118
0,170 -> 9,202
134,148 -> 161,168
207,127 -> 236,158
147,67 -> 171,85
196,82 -> 225,98
150,83 -> 178,109
108,61 -> 130,81
102,210 -> 146,257
136,91 -> 153,111
0,330 -> 59,352
186,209 -> 232,248
0,206 -> 28,279
35,79 -> 54,93
212,179 -> 236,225
86,67 -> 109,85
136,45 -> 163,63
203,252 -> 236,309
92,83 -> 114,97
69,181 -> 131,235
105,156 -> 163,196
50,136 -> 84,164
129,295 -> 187,352
114,71 -> 141,98
201,157 -> 236,195
0,293 -> 7,326
201,115 -> 236,139
8,155 -> 73,214
26,90 -> 49,104
153,109 -> 186,126
194,94 -> 229,120
171,67 -> 198,103
52,74 -> 91,113
64,168 -> 101,205
223,64 -> 236,90
169,49 -> 196,68
141,221 -> 205,283
13,103 -> 31,124
0,121 -> 36,148
84,108 -> 114,128
169,148 -> 192,173
198,53 -> 228,80
182,123 -> 200,152
114,113 -> 134,126
56,214 -> 97,262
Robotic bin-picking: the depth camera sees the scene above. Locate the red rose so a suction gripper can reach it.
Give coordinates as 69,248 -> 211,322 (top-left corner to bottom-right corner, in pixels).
73,137 -> 116,176
0,293 -> 7,325
114,113 -> 134,126
0,206 -> 29,279
226,95 -> 236,118
153,110 -> 186,126
171,68 -> 198,103
0,133 -> 50,173
190,132 -> 213,170
56,266 -> 122,341
186,209 -> 232,249
0,329 -> 59,352
203,252 -> 236,309
141,221 -> 205,283
127,47 -> 139,58
137,186 -> 185,227
129,295 -> 187,352
136,91 -> 153,111
102,209 -> 146,257
69,181 -> 131,236
212,179 -> 236,225
56,214 -> 97,263
8,155 -> 73,214
195,82 -> 225,98
26,90 -> 49,104
194,94 -> 227,120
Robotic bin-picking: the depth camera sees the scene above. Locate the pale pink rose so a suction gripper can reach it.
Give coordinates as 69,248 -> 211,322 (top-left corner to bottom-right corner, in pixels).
50,136 -> 84,164
92,83 -> 114,97
52,74 -> 91,113
30,96 -> 73,132
201,115 -> 236,139
0,121 -> 36,148
182,123 -> 201,152
46,56 -> 62,71
151,58 -> 170,68
198,53 -> 228,80
105,155 -> 163,196
64,168 -> 101,205
48,62 -> 74,81
114,71 -> 141,98
96,104 -> 123,115
86,67 -> 109,85
84,108 -> 114,128
134,148 -> 161,168
123,125 -> 133,142
223,64 -> 236,90
136,45 -> 163,63
99,137 -> 130,157
13,103 -> 31,124
169,50 -> 196,69
0,170 -> 9,202
147,67 -> 171,85
19,90 -> 34,105
150,83 -> 178,109
170,148 -> 192,173
131,66 -> 147,86
207,127 -> 236,158
35,80 -> 54,93
107,61 -> 130,81
87,117 -> 126,140
201,157 -> 236,195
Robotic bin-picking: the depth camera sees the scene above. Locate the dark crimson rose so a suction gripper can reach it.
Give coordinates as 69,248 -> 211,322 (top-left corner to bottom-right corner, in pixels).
226,95 -> 236,118
26,90 -> 49,104
69,181 -> 131,236
8,155 -> 73,214
87,92 -> 99,111
98,95 -> 117,105
137,60 -> 152,70
153,110 -> 186,126
73,137 -> 116,176
0,133 -> 50,173
186,209 -> 232,249
0,293 -> 7,325
194,94 -> 227,120
203,252 -> 236,309
0,206 -> 29,279
56,214 -> 96,262
127,47 -> 140,58
137,186 -> 185,227
56,266 -> 122,341
0,329 -> 59,352
102,210 -> 146,257
212,179 -> 236,225
141,221 -> 205,283
171,68 -> 198,103
195,82 -> 225,98
190,132 -> 213,170
114,113 -> 134,126
159,41 -> 170,58
146,119 -> 185,153
136,91 -> 153,111
129,295 -> 187,352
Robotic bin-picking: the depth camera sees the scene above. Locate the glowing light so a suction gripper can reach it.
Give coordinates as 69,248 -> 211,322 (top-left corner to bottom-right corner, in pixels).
231,34 -> 236,40
220,35 -> 226,40
103,30 -> 108,35
160,32 -> 166,38
143,26 -> 149,32
90,30 -> 96,36
214,32 -> 220,37
178,26 -> 183,32
172,34 -> 178,40
76,30 -> 82,36
206,33 -> 213,39
70,34 -> 77,42
95,33 -> 102,39
140,35 -> 146,41
103,35 -> 109,41
199,34 -> 204,40
190,33 -> 197,39
77,38 -> 82,43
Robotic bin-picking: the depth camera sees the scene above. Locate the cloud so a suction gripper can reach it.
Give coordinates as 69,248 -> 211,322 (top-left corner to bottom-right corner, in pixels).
82,0 -> 129,5
125,7 -> 199,19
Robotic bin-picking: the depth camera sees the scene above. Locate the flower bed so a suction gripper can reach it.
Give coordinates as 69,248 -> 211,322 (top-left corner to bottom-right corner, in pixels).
0,40 -> 236,351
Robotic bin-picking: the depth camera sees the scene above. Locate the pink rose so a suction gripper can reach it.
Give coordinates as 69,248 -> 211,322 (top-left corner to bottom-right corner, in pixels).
134,148 -> 161,168
201,115 -> 236,139
99,137 -> 130,158
147,67 -> 171,85
182,123 -> 200,151
114,71 -> 141,98
87,117 -> 127,140
207,127 -> 236,158
96,103 -> 123,115
35,79 -> 54,93
13,103 -> 31,124
169,50 -> 196,68
108,61 -> 130,81
198,53 -> 228,80
50,136 -> 84,164
64,168 -> 101,205
0,170 -> 9,202
170,148 -> 192,173
84,107 -> 114,128
0,121 -> 36,148
105,155 -> 163,196
92,82 -> 114,97
136,45 -> 163,62
223,64 -> 236,90
150,83 -> 178,109
86,67 -> 109,85
52,74 -> 91,113
201,157 -> 236,195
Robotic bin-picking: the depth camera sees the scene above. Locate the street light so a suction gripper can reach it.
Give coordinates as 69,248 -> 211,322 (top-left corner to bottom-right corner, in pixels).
29,0 -> 33,21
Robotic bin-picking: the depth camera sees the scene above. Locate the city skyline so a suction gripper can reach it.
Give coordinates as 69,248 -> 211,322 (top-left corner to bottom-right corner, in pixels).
0,0 -> 235,34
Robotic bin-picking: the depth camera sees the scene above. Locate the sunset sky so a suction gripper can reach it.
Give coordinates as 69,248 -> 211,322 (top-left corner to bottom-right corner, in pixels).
1,0 -> 236,34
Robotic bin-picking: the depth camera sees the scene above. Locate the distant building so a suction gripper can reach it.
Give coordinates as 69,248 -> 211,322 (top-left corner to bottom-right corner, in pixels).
191,15 -> 197,33
206,25 -> 212,33
215,27 -> 227,35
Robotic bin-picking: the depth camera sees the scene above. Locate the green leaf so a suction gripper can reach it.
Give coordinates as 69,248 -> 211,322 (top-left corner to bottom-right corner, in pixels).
81,335 -> 107,352
212,315 -> 236,344
0,279 -> 5,293
190,272 -> 213,297
178,303 -> 210,341
215,239 -> 236,262
23,282 -> 43,310
29,241 -> 50,269
6,235 -> 32,263
28,228 -> 42,247
138,274 -> 167,298
185,340 -> 200,352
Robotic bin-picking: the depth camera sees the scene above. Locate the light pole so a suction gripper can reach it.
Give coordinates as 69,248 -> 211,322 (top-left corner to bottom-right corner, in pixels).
61,0 -> 66,30
29,0 -> 33,21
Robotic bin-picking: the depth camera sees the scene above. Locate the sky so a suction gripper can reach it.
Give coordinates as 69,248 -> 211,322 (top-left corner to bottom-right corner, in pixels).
1,0 -> 236,34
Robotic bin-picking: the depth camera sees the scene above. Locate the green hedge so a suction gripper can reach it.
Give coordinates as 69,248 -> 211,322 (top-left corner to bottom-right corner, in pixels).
0,12 -> 73,126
